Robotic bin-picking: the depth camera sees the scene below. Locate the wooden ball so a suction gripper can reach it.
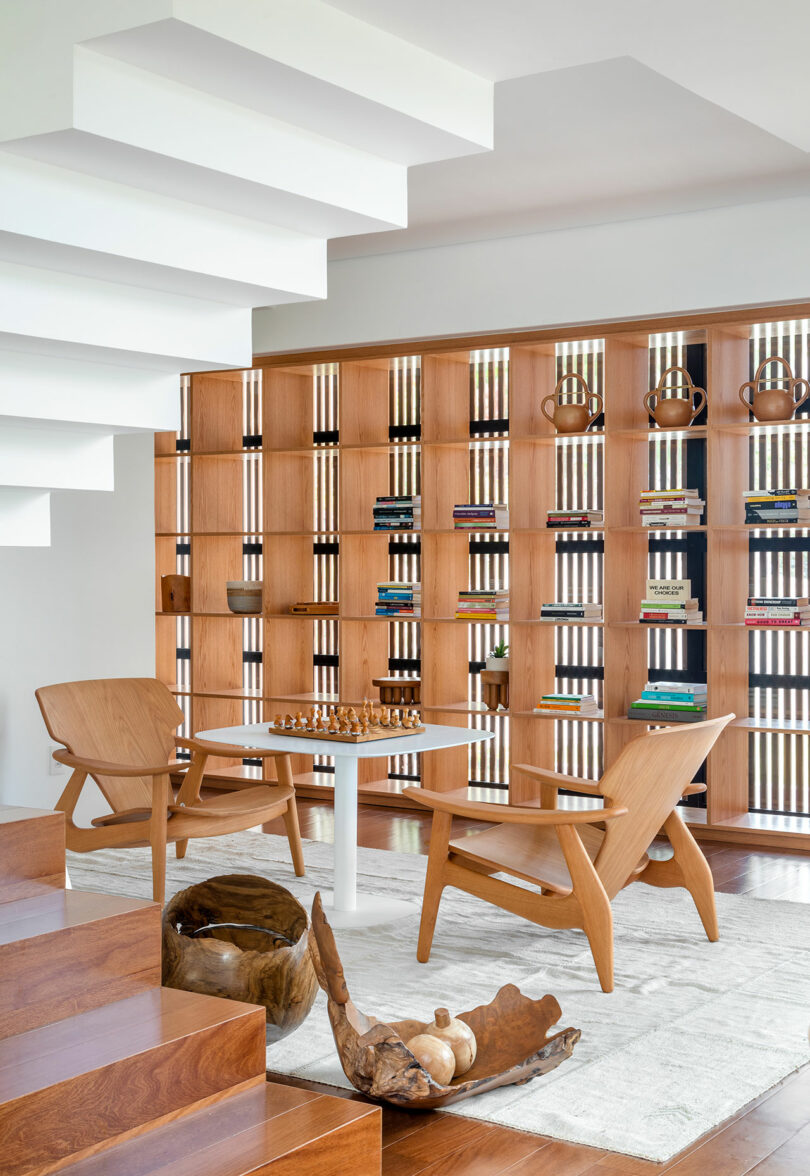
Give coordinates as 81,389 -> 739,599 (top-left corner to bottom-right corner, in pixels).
404,1033 -> 455,1086
425,1008 -> 477,1076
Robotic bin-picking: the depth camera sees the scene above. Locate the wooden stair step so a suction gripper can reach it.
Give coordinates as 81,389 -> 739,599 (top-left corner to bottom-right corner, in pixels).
0,987 -> 267,1176
0,889 -> 161,1038
0,806 -> 64,904
55,1081 -> 381,1176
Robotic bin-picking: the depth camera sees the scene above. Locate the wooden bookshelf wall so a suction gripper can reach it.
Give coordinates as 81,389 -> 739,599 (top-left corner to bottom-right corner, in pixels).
156,308 -> 810,850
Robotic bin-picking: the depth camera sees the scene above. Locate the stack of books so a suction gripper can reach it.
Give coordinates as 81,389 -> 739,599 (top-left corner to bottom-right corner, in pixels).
745,595 -> 810,627
546,509 -> 603,529
640,579 -> 702,624
534,693 -> 600,716
540,601 -> 603,622
743,489 -> 810,525
376,582 -> 421,617
639,489 -> 704,527
628,681 -> 708,723
455,589 -> 509,621
372,495 -> 421,531
452,502 -> 509,530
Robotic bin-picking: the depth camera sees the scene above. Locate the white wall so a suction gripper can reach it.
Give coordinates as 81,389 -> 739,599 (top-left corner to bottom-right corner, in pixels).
0,432 -> 155,818
253,196 -> 810,352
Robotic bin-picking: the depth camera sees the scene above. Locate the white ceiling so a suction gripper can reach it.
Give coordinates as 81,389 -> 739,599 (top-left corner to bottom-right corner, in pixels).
325,0 -> 810,259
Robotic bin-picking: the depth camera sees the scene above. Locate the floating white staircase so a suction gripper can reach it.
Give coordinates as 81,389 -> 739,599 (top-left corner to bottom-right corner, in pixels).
0,0 -> 493,545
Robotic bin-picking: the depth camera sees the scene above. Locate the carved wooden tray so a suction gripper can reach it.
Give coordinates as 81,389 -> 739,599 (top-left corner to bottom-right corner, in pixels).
267,724 -> 424,744
309,893 -> 581,1109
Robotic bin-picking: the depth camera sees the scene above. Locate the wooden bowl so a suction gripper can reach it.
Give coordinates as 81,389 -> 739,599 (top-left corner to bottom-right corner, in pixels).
162,874 -> 318,1043
309,893 -> 580,1108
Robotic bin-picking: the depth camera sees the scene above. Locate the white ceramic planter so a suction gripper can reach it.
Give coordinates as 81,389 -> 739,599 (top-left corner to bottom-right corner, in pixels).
485,656 -> 510,672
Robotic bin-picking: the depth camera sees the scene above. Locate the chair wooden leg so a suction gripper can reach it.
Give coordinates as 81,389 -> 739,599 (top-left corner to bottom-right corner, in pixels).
663,810 -> 719,942
175,839 -> 188,860
150,778 -> 169,905
283,800 -> 306,877
417,810 -> 452,964
557,823 -> 614,992
275,754 -> 305,877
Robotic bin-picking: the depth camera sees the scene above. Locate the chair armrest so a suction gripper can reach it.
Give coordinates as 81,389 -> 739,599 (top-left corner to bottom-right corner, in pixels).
513,763 -> 706,800
403,786 -> 627,827
177,736 -> 290,760
512,764 -> 604,796
52,750 -> 184,777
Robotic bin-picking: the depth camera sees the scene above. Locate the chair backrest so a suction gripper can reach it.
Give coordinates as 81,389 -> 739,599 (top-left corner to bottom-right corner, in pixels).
36,678 -> 184,812
594,715 -> 733,899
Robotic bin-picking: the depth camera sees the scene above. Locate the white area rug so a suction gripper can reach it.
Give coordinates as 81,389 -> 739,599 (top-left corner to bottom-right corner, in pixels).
67,832 -> 810,1163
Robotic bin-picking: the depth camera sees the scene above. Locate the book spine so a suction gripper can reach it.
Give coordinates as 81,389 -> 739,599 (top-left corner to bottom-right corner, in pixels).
627,708 -> 704,722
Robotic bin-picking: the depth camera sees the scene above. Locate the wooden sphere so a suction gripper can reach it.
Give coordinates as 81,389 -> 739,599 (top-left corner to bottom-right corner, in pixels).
162,874 -> 318,1043
404,1033 -> 456,1086
425,1007 -> 477,1076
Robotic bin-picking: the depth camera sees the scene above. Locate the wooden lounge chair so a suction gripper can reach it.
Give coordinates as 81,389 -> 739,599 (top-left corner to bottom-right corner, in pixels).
404,715 -> 733,992
36,677 -> 305,904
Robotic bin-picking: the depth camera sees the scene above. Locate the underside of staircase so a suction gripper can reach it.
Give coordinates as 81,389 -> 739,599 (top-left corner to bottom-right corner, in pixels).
0,0 -> 493,545
0,803 -> 381,1176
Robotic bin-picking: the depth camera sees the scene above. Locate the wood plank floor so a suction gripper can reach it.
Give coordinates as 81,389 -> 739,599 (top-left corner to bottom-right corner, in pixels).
263,800 -> 810,1175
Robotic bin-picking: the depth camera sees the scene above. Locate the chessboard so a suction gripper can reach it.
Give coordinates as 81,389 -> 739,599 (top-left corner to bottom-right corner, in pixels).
267,703 -> 424,743
268,724 -> 425,744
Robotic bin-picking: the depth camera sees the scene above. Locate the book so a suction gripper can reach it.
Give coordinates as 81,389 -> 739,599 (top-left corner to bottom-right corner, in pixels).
627,706 -> 706,722
645,680 -> 707,693
748,596 -> 809,607
640,689 -> 707,703
630,699 -> 706,711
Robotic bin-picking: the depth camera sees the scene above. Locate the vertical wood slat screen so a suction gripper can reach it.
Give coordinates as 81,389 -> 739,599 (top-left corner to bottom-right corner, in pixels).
312,363 -> 339,773
554,340 -> 604,781
749,320 -> 810,814
467,350 -> 510,787
241,370 -> 263,731
174,376 -> 192,743
387,357 -> 422,780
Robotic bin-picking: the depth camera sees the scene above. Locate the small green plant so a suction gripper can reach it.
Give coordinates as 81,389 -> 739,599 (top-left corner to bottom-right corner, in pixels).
489,640 -> 509,659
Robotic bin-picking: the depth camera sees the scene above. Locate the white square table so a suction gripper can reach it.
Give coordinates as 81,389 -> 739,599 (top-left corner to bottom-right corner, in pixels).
196,721 -> 494,927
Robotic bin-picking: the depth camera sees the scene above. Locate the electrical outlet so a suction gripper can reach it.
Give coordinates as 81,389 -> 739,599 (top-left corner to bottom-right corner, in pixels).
48,742 -> 68,775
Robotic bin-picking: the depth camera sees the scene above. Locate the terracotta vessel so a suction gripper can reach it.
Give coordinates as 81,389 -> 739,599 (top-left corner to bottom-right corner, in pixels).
739,356 -> 810,422
541,371 -> 602,434
161,574 -> 191,613
162,874 -> 318,1043
644,366 -> 706,428
226,579 -> 263,614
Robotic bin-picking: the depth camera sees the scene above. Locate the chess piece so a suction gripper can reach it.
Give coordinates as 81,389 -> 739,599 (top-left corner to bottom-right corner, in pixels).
401,712 -> 412,729
328,710 -> 339,733
379,708 -> 390,727
370,706 -> 380,725
294,712 -> 305,729
390,712 -> 401,729
340,718 -> 351,734
285,714 -> 294,728
360,717 -> 369,735
337,706 -> 346,723
351,719 -> 361,734
274,715 -> 283,729
347,706 -> 357,722
362,698 -> 371,721
315,710 -> 324,731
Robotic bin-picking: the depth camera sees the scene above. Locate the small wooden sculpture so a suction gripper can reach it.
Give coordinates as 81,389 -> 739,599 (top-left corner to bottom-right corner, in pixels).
481,670 -> 509,711
404,1034 -> 455,1085
308,893 -> 580,1109
372,677 -> 421,706
425,1008 -> 477,1076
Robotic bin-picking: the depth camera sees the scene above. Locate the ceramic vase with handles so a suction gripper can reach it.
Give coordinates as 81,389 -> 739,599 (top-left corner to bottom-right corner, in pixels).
541,372 -> 603,435
739,356 -> 810,422
644,366 -> 706,428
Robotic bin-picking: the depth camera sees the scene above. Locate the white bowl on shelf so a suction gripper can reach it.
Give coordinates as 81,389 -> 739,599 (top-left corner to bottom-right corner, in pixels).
226,580 -> 263,615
